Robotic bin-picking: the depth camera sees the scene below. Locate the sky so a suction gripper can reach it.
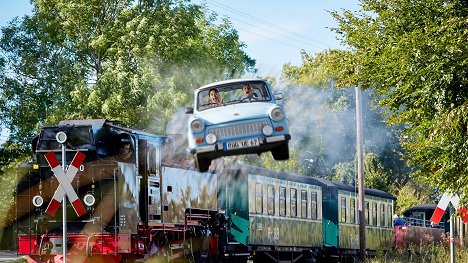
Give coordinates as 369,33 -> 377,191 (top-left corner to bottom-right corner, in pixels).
192,0 -> 360,76
0,0 -> 360,141
0,0 -> 360,74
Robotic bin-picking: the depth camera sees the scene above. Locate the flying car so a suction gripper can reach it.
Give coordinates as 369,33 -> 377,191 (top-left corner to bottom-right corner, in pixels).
186,79 -> 291,172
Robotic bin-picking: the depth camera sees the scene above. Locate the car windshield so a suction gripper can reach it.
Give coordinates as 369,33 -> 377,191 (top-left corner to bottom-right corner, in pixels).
197,81 -> 272,111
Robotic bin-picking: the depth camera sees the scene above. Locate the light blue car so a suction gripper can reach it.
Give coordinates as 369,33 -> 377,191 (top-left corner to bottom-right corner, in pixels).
186,79 -> 291,172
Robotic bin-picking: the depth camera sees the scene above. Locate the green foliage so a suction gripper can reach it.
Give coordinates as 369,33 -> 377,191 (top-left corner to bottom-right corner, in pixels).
0,0 -> 255,149
325,0 -> 468,195
395,182 -> 436,215
226,147 -> 302,174
364,152 -> 390,192
0,156 -> 29,228
332,161 -> 354,184
0,142 -> 24,167
369,241 -> 468,263
332,151 -> 402,194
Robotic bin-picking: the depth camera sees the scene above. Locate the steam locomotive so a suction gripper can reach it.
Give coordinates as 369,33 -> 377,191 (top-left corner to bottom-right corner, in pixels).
16,119 -> 395,262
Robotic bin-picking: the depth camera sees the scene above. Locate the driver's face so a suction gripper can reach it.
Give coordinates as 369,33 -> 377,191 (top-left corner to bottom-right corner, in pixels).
243,85 -> 252,96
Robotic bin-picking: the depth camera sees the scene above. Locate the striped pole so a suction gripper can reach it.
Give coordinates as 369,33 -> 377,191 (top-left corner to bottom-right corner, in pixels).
431,192 -> 452,224
431,192 -> 468,224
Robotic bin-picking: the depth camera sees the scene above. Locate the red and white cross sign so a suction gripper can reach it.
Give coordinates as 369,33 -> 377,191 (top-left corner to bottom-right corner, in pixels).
431,192 -> 468,224
44,151 -> 86,217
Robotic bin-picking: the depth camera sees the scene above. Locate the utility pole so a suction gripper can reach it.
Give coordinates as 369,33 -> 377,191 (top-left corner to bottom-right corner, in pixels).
355,86 -> 366,260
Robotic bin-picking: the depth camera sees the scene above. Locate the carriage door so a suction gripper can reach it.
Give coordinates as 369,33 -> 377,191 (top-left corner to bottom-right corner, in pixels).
147,141 -> 162,222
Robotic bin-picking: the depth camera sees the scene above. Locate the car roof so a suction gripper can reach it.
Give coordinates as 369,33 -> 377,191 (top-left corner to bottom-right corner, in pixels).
195,78 -> 267,92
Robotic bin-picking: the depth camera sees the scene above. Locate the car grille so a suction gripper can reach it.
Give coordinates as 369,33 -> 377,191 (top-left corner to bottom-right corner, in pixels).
209,121 -> 268,139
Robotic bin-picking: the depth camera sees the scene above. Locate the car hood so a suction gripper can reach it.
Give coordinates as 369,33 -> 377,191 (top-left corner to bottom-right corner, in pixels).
194,103 -> 277,125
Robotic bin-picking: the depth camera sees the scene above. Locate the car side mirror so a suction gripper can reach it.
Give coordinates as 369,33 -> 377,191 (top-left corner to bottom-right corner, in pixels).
274,93 -> 283,100
186,107 -> 193,114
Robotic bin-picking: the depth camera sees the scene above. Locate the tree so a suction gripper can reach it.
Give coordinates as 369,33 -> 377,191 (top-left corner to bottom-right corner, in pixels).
0,0 -> 256,152
286,0 -> 468,196
394,182 -> 436,215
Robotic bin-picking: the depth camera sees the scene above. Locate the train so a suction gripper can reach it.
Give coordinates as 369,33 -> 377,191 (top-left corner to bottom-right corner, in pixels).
16,119 -> 396,262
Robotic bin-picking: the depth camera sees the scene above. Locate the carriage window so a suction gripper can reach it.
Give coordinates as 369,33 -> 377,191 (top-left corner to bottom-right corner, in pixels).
350,199 -> 356,224
267,185 -> 275,215
279,187 -> 286,216
380,204 -> 386,227
301,190 -> 308,218
372,202 -> 378,226
365,201 -> 369,225
311,192 -> 318,219
387,204 -> 393,227
290,188 -> 297,217
255,183 -> 263,214
341,197 -> 347,223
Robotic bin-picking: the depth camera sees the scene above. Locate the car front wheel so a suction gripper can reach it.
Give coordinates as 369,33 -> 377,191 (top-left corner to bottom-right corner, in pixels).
195,155 -> 211,172
271,143 -> 289,160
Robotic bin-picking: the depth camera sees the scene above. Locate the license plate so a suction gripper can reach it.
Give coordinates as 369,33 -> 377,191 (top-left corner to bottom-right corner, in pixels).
224,138 -> 260,150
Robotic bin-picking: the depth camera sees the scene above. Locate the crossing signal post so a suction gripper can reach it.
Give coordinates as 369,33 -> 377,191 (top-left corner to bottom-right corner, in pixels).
58,132 -> 68,263
431,192 -> 468,263
44,132 -> 86,263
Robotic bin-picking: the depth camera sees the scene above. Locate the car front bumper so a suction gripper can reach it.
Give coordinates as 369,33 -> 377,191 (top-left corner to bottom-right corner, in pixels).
190,134 -> 291,157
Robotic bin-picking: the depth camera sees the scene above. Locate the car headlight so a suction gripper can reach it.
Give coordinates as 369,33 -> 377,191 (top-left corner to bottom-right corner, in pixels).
32,195 -> 44,207
262,125 -> 273,136
83,194 -> 96,206
269,107 -> 285,121
206,133 -> 217,144
190,119 -> 205,133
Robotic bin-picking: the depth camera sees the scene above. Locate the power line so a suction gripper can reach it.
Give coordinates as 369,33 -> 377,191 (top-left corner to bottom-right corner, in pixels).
216,12 -> 321,51
233,23 -> 306,51
205,0 -> 331,49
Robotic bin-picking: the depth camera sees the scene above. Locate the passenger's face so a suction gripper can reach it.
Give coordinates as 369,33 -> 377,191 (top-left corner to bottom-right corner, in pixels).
243,85 -> 252,96
209,90 -> 219,101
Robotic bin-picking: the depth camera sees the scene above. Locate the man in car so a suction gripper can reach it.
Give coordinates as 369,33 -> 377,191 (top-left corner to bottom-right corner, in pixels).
242,83 -> 263,101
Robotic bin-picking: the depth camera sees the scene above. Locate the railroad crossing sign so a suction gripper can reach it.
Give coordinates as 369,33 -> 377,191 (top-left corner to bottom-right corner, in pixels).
431,192 -> 468,224
44,151 -> 86,217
